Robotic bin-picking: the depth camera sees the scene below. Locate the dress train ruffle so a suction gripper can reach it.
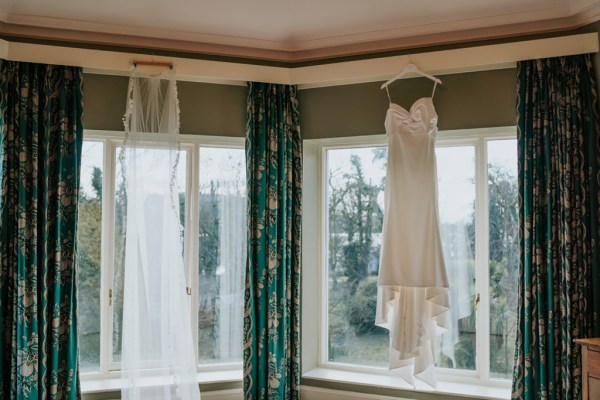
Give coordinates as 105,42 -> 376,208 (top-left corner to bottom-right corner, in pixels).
375,285 -> 449,388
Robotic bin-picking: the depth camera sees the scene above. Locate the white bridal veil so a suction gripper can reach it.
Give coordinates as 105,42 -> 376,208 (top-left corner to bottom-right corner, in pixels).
120,67 -> 201,400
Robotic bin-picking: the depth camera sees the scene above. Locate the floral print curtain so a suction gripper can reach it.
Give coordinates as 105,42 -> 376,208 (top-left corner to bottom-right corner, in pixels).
0,60 -> 83,399
512,54 -> 600,400
243,82 -> 302,400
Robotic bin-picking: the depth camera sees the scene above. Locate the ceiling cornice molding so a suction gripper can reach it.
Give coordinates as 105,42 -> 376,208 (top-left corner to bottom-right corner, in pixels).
4,13 -> 290,52
0,21 -> 296,63
573,0 -> 600,23
2,33 -> 597,89
290,6 -> 569,51
294,17 -> 581,63
0,5 -> 599,64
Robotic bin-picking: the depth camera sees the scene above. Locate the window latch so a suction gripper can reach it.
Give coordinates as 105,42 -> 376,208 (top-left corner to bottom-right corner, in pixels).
474,292 -> 480,311
109,289 -> 113,306
186,287 -> 192,296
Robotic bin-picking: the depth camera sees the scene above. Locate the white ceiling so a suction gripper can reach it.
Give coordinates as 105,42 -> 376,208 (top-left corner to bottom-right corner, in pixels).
0,0 -> 599,60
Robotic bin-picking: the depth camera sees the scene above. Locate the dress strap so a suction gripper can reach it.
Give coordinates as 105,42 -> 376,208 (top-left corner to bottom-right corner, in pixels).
431,80 -> 438,99
385,86 -> 392,104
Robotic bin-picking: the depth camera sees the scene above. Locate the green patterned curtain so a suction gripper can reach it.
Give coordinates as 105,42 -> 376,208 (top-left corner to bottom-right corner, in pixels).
0,60 -> 83,399
243,82 -> 302,400
512,55 -> 600,400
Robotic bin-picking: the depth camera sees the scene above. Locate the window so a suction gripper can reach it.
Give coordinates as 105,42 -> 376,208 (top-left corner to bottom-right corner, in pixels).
487,140 -> 518,379
111,146 -> 189,364
76,132 -> 246,379
197,147 -> 246,364
77,141 -> 104,373
320,129 -> 518,386
326,146 -> 387,366
436,145 -> 477,371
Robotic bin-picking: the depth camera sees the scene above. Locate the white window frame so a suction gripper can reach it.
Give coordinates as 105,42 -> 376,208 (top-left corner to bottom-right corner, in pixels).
79,130 -> 245,385
302,126 -> 517,397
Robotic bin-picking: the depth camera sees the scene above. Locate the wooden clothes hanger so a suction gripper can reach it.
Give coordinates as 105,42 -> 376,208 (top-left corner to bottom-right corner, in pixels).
129,59 -> 175,77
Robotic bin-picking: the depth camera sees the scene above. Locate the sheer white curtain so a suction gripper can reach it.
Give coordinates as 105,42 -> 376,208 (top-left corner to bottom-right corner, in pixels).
217,193 -> 245,360
120,70 -> 201,400
439,222 -> 473,366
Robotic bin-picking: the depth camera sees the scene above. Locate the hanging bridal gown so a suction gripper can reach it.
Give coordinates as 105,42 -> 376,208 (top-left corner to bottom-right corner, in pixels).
376,89 -> 449,388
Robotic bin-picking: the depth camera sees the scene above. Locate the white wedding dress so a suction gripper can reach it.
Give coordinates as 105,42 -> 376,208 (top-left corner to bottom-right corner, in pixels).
376,93 -> 449,388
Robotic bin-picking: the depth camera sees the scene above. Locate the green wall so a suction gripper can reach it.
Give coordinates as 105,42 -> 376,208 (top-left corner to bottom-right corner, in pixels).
298,68 -> 517,138
83,74 -> 247,136
84,68 -> 517,138
83,74 -> 128,132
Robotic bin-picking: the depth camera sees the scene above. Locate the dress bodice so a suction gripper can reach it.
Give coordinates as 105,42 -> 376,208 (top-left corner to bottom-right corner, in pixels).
385,97 -> 438,137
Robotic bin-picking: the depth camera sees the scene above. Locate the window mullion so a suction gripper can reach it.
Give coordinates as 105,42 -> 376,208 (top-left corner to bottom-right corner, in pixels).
320,145 -> 330,366
107,140 -> 118,372
100,139 -> 117,376
188,145 -> 201,364
474,137 -> 491,382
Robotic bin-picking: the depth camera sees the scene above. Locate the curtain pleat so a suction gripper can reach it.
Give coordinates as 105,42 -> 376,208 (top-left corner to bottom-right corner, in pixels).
0,60 -> 83,399
243,82 -> 302,400
512,54 -> 600,400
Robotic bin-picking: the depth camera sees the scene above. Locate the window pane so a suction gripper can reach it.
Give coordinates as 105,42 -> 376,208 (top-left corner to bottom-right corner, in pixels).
487,139 -> 518,379
436,146 -> 477,371
77,141 -> 104,373
198,147 -> 246,364
326,147 -> 388,366
112,147 -> 188,363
